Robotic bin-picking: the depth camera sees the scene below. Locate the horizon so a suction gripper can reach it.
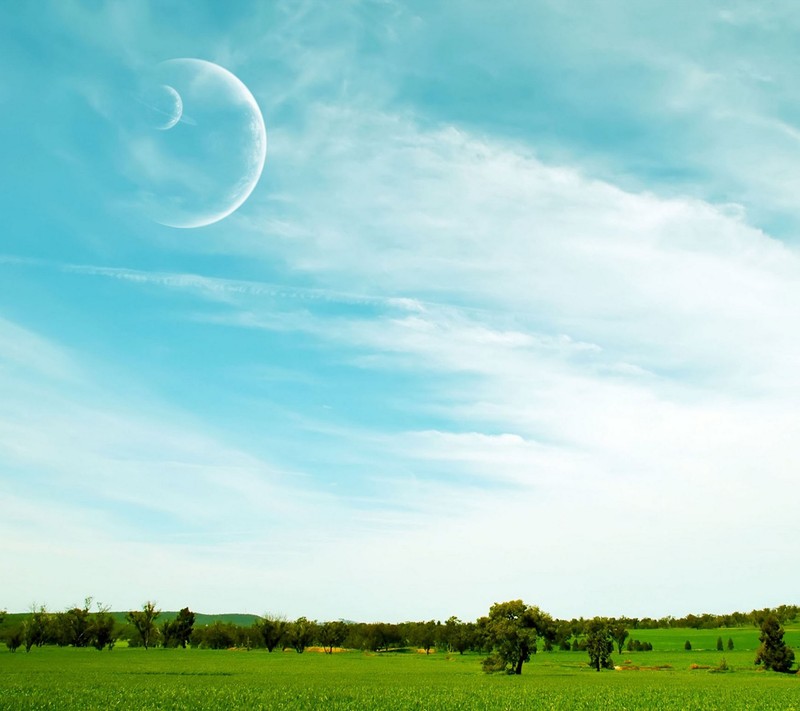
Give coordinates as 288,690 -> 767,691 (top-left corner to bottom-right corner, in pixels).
2,1 -> 799,621
4,603 -> 797,627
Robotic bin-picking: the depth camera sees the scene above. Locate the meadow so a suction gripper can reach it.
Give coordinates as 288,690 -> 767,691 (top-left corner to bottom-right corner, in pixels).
1,627 -> 798,711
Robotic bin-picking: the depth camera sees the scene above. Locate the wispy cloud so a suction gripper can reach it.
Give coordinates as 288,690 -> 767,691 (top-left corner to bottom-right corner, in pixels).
4,0 -> 800,620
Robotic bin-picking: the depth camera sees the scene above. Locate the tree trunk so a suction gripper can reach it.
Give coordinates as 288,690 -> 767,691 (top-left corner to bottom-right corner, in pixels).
514,658 -> 524,674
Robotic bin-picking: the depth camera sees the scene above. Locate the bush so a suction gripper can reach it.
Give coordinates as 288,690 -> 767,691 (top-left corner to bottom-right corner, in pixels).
684,640 -> 692,651
626,639 -> 653,652
481,653 -> 508,673
712,657 -> 731,672
5,627 -> 23,653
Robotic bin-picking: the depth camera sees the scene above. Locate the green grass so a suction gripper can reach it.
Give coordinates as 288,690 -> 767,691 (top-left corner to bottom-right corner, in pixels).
628,625 -> 800,652
1,644 -> 798,710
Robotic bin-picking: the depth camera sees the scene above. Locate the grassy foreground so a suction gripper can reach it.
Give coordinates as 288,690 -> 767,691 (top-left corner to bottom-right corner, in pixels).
1,630 -> 798,711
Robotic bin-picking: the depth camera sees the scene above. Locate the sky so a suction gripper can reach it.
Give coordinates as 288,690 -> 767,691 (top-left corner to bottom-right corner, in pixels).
2,0 -> 799,622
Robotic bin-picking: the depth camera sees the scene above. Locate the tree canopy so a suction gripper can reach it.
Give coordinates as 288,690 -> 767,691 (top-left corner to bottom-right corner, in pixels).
126,601 -> 160,650
755,614 -> 795,673
480,600 -> 553,675
585,618 -> 615,671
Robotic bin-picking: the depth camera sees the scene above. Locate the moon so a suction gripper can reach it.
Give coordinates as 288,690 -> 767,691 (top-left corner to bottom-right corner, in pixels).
140,84 -> 183,130
130,58 -> 267,229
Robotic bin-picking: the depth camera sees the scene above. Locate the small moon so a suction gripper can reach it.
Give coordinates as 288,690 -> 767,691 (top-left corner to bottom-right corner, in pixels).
128,58 -> 267,229
139,84 -> 183,130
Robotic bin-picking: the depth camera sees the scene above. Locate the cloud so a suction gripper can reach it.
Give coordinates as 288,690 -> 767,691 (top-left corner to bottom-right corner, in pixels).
4,0 -> 800,619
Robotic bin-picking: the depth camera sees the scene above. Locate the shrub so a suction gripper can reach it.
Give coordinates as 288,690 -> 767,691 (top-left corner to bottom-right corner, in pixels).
481,653 -> 508,673
5,627 -> 23,653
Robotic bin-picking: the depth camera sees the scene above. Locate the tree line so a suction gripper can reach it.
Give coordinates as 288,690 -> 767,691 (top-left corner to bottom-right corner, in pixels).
1,600 -> 795,674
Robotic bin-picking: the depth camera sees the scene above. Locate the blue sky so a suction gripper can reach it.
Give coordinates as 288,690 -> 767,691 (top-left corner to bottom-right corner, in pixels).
2,0 -> 800,621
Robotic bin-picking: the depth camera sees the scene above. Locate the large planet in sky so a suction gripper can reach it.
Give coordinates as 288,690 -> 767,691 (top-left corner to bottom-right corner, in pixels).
129,58 -> 267,229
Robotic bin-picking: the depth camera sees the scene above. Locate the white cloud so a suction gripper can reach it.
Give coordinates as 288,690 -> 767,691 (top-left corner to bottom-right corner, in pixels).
7,3 -> 800,617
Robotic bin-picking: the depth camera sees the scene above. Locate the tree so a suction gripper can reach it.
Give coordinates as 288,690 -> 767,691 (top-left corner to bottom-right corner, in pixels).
716,636 -> 723,651
6,626 -> 23,653
410,620 -> 439,655
285,617 -> 317,653
202,622 -> 236,649
24,605 -> 52,652
441,616 -> 475,655
126,601 -> 160,650
90,609 -> 117,651
57,599 -> 93,647
585,618 -> 615,671
318,621 -> 348,654
352,622 -> 402,652
480,600 -> 552,675
609,621 -> 629,654
254,614 -> 287,652
684,640 -> 692,651
162,607 -> 195,649
755,614 -> 795,673
727,637 -> 734,651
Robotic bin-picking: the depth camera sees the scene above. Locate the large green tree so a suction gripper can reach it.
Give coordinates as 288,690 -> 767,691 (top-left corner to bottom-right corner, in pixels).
755,614 -> 795,673
480,600 -> 552,675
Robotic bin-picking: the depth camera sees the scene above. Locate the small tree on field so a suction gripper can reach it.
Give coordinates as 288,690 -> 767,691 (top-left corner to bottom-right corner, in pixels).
203,622 -> 235,649
254,615 -> 287,652
89,603 -> 117,650
716,636 -> 724,651
442,616 -> 475,655
755,614 -> 795,673
684,640 -> 692,651
126,601 -> 160,650
25,606 -> 51,652
410,620 -> 438,654
162,607 -> 195,649
727,637 -> 734,651
585,618 -> 614,671
318,621 -> 348,654
58,598 -> 93,647
6,627 -> 23,653
285,617 -> 316,653
609,622 -> 629,654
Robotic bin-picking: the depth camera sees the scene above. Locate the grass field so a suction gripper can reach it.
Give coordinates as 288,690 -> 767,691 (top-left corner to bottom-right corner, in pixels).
1,627 -> 798,711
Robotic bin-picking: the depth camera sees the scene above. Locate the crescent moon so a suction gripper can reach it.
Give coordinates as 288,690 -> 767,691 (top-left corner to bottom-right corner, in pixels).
156,85 -> 183,131
135,58 -> 267,229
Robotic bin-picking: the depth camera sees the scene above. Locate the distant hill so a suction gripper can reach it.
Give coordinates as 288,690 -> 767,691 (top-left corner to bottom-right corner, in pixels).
0,611 -> 261,630
109,611 -> 261,627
